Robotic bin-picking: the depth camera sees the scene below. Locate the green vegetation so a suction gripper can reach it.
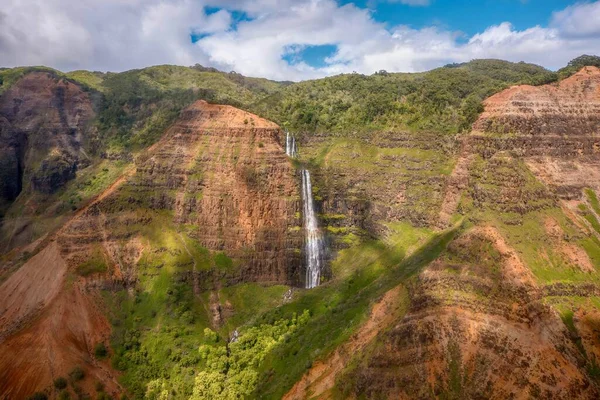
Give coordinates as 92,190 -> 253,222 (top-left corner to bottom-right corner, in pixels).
253,224 -> 459,399
586,188 -> 600,216
69,366 -> 85,382
558,55 -> 600,79
76,246 -> 108,276
189,311 -> 310,399
95,65 -> 284,152
95,342 -> 108,359
252,59 -> 556,134
579,203 -> 600,235
53,377 -> 68,390
461,155 -> 600,283
65,70 -> 106,91
27,393 -> 48,400
57,390 -> 71,400
0,66 -> 59,94
101,212 -> 456,399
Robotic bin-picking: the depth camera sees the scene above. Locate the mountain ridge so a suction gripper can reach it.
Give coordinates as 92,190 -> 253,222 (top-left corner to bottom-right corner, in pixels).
2,56 -> 600,399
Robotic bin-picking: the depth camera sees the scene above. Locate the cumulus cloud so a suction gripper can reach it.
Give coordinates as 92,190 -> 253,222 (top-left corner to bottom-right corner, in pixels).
551,1 -> 600,38
0,0 -> 599,80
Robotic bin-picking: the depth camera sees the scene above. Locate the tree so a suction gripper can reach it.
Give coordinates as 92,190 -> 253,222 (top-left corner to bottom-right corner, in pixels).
558,54 -> 600,79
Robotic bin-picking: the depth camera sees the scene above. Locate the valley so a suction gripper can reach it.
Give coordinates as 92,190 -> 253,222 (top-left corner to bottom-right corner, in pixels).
1,57 -> 600,400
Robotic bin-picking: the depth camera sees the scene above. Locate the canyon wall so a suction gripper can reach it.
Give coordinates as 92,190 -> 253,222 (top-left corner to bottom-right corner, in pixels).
0,72 -> 95,209
0,99 -> 303,398
61,100 -> 304,286
468,66 -> 600,199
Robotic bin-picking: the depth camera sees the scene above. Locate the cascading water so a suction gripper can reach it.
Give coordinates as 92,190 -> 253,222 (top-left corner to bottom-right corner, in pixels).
301,169 -> 323,288
285,131 -> 297,157
285,131 -> 323,288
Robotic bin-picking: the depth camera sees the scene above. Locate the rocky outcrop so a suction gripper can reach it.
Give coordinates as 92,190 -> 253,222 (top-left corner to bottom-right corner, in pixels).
301,131 -> 456,238
59,100 -> 303,287
340,228 -> 597,399
468,67 -> 600,199
438,66 -> 600,224
473,66 -> 600,136
0,100 -> 303,398
0,72 -> 95,210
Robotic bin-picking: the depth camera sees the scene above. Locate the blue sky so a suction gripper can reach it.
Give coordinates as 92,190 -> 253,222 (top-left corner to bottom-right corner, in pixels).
347,0 -> 573,34
290,0 -> 577,68
1,0 -> 599,80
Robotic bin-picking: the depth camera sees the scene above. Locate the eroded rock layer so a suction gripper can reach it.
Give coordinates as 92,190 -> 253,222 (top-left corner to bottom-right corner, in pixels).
59,100 -> 303,286
468,68 -> 600,199
0,100 -> 303,398
341,228 -> 597,399
0,72 -> 95,209
474,66 -> 600,136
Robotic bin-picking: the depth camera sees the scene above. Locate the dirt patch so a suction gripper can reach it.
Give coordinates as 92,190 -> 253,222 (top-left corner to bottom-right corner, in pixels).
0,242 -> 68,341
0,282 -> 120,399
575,307 -> 600,364
544,217 -> 594,273
476,226 -> 538,288
284,284 -> 406,400
0,242 -> 121,399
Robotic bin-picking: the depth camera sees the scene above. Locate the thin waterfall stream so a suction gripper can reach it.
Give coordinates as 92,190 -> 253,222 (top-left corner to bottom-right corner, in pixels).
286,131 -> 323,288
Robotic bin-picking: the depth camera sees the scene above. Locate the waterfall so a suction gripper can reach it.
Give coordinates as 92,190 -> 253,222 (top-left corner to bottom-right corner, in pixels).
285,131 -> 297,157
301,169 -> 323,288
285,131 -> 323,288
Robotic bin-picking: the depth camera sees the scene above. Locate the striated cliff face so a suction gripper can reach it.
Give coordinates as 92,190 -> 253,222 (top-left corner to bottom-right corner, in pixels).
0,72 -> 95,210
474,66 -> 600,136
465,67 -> 600,200
0,100 -> 303,398
318,68 -> 600,399
61,100 -> 303,286
341,228 -> 598,399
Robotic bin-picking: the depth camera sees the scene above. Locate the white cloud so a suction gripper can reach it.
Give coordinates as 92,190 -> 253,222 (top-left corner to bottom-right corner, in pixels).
0,0 -> 599,80
551,1 -> 600,38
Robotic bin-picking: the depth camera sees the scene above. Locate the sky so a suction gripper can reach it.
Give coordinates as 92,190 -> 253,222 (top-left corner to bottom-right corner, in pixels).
1,0 -> 599,81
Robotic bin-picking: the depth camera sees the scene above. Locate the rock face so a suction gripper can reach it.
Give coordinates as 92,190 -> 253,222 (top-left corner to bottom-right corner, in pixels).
0,100 -> 303,398
142,100 -> 303,284
60,100 -> 303,286
474,66 -> 600,136
0,72 -> 95,211
342,229 -> 598,399
467,67 -> 600,197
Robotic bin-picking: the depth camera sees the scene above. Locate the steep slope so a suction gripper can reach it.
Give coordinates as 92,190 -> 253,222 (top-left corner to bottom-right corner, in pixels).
473,66 -> 600,137
337,228 -> 596,399
0,100 -> 302,399
282,66 -> 600,400
471,66 -> 600,198
63,100 -> 303,287
0,72 -> 95,209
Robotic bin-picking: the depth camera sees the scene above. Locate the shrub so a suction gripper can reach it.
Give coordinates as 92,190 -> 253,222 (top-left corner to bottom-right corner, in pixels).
95,381 -> 105,392
69,366 -> 85,382
57,391 -> 71,400
94,342 -> 108,358
54,377 -> 68,390
27,393 -> 47,400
